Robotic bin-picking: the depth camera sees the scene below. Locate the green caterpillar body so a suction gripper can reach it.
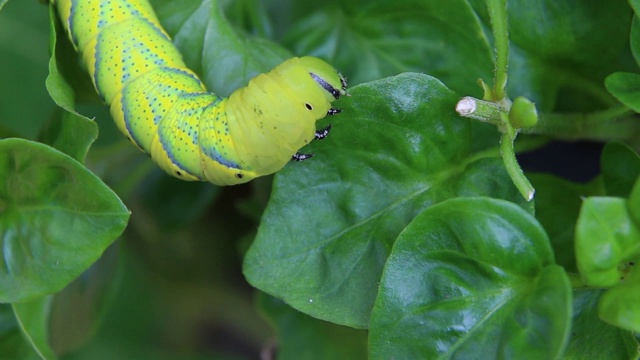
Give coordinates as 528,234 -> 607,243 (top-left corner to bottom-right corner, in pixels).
52,0 -> 346,185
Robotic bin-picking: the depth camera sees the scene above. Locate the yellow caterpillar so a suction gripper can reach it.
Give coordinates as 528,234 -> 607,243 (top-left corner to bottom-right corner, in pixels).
51,0 -> 346,185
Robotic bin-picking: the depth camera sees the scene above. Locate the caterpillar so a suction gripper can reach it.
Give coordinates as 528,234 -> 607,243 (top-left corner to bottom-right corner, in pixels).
51,0 -> 346,185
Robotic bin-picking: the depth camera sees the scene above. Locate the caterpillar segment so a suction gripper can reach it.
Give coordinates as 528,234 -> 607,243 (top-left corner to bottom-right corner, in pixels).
52,0 -> 347,185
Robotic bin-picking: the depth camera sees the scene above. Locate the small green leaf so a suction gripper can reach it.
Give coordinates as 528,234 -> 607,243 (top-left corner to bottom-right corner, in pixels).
601,141 -> 640,198
0,138 -> 129,302
44,4 -> 98,162
605,72 -> 640,114
258,294 -> 368,360
369,198 -> 571,359
563,289 -> 639,360
576,197 -> 640,287
599,277 -> 640,333
12,297 -> 57,360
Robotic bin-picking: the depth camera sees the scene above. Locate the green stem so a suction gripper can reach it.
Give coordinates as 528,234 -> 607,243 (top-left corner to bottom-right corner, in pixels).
522,106 -> 640,142
456,96 -> 507,126
500,118 -> 535,201
486,0 -> 509,101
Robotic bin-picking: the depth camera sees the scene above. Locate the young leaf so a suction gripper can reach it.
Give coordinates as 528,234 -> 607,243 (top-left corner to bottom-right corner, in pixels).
599,276 -> 640,333
575,197 -> 640,287
0,139 -> 129,302
369,197 -> 571,359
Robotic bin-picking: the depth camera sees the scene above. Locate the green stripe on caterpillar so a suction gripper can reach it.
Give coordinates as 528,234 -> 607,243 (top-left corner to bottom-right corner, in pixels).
51,0 -> 346,185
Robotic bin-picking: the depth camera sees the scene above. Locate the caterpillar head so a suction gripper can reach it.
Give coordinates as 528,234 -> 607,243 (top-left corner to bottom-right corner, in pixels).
299,56 -> 348,102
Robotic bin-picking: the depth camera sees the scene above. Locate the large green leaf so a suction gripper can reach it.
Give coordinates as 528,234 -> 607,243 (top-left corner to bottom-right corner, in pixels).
562,289 -> 639,360
282,0 -> 493,95
368,198 -> 571,359
150,0 -> 291,97
244,74 -> 530,328
506,0 -> 632,112
508,0 -> 631,71
0,139 -> 129,302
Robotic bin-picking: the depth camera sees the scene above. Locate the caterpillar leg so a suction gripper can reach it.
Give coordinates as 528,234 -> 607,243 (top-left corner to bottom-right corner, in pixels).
315,124 -> 332,140
292,152 -> 313,161
327,108 -> 342,116
291,125 -> 332,162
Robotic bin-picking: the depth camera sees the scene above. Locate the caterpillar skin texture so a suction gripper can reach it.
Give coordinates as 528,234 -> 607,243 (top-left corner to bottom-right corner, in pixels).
52,0 -> 346,185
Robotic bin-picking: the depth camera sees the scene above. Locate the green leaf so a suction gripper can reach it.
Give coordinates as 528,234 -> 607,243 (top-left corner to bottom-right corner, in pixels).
630,4 -> 640,65
601,141 -> 640,198
44,4 -> 98,162
599,276 -> 640,333
508,0 -> 631,72
283,0 -> 493,95
0,0 -> 56,139
530,174 -> 601,273
150,0 -> 291,97
12,297 -> 56,360
244,74 -> 534,328
563,289 -> 639,360
605,72 -> 640,114
0,138 -> 129,302
258,293 -> 368,360
48,245 -> 121,357
630,177 -> 640,228
575,197 -> 640,287
369,198 -> 571,359
137,171 -> 220,232
0,304 -> 41,360
505,0 -> 632,112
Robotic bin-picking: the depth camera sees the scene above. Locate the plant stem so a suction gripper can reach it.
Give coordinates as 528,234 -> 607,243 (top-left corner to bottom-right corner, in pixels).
486,0 -> 509,101
456,96 -> 506,126
500,118 -> 535,201
522,106 -> 640,142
